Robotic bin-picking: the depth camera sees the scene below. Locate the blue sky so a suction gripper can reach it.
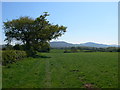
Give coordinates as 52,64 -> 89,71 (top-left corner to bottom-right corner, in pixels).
1,2 -> 118,45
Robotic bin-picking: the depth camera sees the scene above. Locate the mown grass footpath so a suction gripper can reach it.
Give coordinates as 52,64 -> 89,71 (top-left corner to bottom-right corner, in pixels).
2,49 -> 118,88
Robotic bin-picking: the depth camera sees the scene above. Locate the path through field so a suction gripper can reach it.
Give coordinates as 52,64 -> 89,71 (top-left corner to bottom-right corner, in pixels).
44,59 -> 51,87
2,50 -> 118,88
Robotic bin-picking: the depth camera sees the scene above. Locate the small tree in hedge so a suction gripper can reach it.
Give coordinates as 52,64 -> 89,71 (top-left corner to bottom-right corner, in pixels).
3,12 -> 67,56
118,48 -> 120,52
2,44 -> 13,50
13,44 -> 23,50
71,47 -> 78,53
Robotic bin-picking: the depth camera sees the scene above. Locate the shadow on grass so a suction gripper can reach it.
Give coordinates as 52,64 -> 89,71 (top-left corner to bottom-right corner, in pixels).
32,55 -> 51,58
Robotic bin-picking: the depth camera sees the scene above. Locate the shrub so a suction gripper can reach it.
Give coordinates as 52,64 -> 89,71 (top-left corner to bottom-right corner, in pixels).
71,47 -> 78,53
2,50 -> 27,65
64,50 -> 71,53
2,44 -> 13,50
84,50 -> 94,52
13,44 -> 24,50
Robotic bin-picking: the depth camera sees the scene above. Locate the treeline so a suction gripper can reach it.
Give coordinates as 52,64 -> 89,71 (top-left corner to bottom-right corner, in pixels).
1,43 -> 51,66
2,44 -> 50,52
1,43 -> 50,66
2,44 -> 120,52
52,46 -> 120,53
77,47 -> 120,52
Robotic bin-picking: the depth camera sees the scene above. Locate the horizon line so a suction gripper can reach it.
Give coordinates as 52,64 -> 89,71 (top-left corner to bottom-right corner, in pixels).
50,40 -> 119,45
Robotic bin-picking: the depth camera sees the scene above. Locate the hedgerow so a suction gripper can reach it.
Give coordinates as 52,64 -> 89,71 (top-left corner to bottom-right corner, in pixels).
2,50 -> 27,65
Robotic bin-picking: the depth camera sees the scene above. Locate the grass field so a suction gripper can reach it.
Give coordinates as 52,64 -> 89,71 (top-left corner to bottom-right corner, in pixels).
2,49 -> 118,88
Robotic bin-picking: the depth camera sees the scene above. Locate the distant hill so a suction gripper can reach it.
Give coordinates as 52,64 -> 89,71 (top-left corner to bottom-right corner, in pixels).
50,41 -> 118,48
0,42 -> 119,49
50,41 -> 74,48
79,42 -> 110,48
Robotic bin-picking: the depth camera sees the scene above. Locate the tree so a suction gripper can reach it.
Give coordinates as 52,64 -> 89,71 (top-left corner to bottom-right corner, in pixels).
37,42 -> 50,52
3,12 -> 67,56
2,44 -> 13,50
118,48 -> 120,52
13,44 -> 24,50
71,47 -> 78,53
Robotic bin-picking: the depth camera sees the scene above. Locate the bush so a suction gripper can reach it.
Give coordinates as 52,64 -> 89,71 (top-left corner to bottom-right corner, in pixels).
84,50 -> 94,52
13,44 -> 24,50
2,50 -> 27,65
118,48 -> 120,52
64,50 -> 71,53
71,47 -> 78,53
2,44 -> 13,50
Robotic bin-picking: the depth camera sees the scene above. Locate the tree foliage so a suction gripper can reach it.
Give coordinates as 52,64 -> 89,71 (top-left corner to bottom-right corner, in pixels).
3,12 -> 67,56
63,46 -> 119,53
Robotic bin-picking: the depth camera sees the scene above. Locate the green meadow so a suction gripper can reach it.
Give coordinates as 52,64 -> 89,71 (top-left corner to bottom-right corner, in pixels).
2,49 -> 118,88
